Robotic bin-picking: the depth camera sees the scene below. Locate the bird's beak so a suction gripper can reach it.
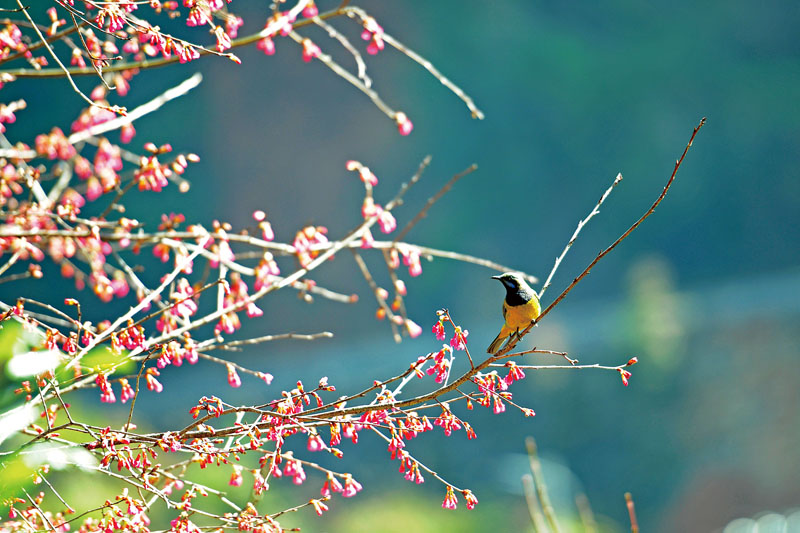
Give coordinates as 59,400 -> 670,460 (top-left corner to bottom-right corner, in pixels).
491,275 -> 501,280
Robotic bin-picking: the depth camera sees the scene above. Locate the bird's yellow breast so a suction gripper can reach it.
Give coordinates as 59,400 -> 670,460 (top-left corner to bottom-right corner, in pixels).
503,298 -> 541,330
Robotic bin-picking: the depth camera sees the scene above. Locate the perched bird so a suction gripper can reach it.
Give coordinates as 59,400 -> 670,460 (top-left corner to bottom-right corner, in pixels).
487,272 -> 541,354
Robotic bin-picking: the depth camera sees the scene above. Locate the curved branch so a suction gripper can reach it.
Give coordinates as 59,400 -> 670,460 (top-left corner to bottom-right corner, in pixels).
498,117 -> 707,356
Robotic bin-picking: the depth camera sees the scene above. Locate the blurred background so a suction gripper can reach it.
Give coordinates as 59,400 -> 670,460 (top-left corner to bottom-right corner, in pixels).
3,0 -> 800,531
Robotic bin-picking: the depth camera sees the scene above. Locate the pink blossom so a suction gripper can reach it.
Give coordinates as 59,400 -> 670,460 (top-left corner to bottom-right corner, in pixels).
283,459 -> 306,485
229,465 -> 243,487
96,373 -> 116,403
120,122 -> 135,143
62,334 -> 77,355
226,15 -> 243,38
433,404 -> 462,436
504,361 -> 526,386
346,162 -> 378,186
432,320 -> 446,341
260,220 -> 274,241
226,364 -> 242,388
119,378 -> 135,403
426,346 -> 452,384
450,326 -> 468,351
145,371 -> 163,393
341,475 -> 363,498
400,247 -> 422,277
493,395 -> 506,414
442,486 -> 458,510
257,36 -> 275,55
395,112 -> 413,135
360,227 -> 374,249
307,433 -> 325,452
394,279 -> 407,295
361,16 -> 384,55
462,489 -> 479,510
311,499 -> 328,516
85,177 -> 103,201
405,319 -> 422,338
303,2 -> 319,18
183,338 -> 198,364
321,474 -> 343,497
362,197 -> 378,218
213,26 -> 231,52
301,38 -> 320,62
246,302 -> 263,318
377,208 -> 396,233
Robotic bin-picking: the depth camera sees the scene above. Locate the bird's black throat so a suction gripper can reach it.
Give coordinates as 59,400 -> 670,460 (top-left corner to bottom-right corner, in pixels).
504,286 -> 535,307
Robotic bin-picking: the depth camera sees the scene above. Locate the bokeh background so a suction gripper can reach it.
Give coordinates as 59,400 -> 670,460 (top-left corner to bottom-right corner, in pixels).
2,0 -> 800,531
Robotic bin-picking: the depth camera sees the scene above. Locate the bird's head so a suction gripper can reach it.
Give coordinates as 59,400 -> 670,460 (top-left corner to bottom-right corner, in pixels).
491,272 -> 529,292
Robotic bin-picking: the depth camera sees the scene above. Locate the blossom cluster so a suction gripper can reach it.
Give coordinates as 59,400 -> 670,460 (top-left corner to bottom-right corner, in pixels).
0,1 -> 651,529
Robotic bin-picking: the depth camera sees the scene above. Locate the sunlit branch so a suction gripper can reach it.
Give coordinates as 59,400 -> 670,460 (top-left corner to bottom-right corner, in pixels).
496,117 -> 707,357
538,172 -> 623,299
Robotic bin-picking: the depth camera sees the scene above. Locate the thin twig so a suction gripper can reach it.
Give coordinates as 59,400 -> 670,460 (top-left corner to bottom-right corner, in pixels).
526,436 -> 561,533
393,163 -> 477,243
351,250 -> 401,342
68,73 -> 203,145
65,233 -> 211,369
522,474 -> 549,533
14,0 -> 109,110
39,474 -> 75,514
206,331 -> 334,350
313,15 -> 371,88
22,488 -> 58,532
625,492 -> 639,533
0,271 -> 32,284
497,117 -> 706,356
286,29 -> 396,119
494,347 -> 577,365
0,18 -> 82,64
538,172 -> 623,299
346,7 -> 484,120
125,349 -> 154,430
386,155 -> 432,210
45,161 -> 73,205
19,297 -> 81,327
490,362 -> 627,371
1,6 -> 348,78
68,11 -> 113,89
0,221 -> 541,282
0,249 -> 22,277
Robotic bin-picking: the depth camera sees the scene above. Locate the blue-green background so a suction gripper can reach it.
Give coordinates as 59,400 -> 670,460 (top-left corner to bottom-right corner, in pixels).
2,1 -> 800,531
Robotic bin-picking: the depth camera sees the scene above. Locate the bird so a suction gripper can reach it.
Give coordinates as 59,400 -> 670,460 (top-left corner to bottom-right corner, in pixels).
487,272 -> 541,354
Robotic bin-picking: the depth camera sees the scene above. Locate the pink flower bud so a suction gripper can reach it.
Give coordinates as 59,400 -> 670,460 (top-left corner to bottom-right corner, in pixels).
405,319 -> 422,338
395,112 -> 413,135
226,364 -> 242,388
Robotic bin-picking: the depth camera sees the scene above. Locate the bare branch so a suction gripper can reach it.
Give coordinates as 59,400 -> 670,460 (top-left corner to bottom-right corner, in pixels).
286,29 -> 396,120
393,163 -> 477,243
68,73 -> 203,145
496,117 -> 707,357
313,15 -> 371,88
13,0 -> 116,111
346,7 -> 485,120
538,172 -> 623,299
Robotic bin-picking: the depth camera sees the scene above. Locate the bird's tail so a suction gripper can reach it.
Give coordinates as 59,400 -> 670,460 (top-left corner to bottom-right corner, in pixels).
487,332 -> 508,354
